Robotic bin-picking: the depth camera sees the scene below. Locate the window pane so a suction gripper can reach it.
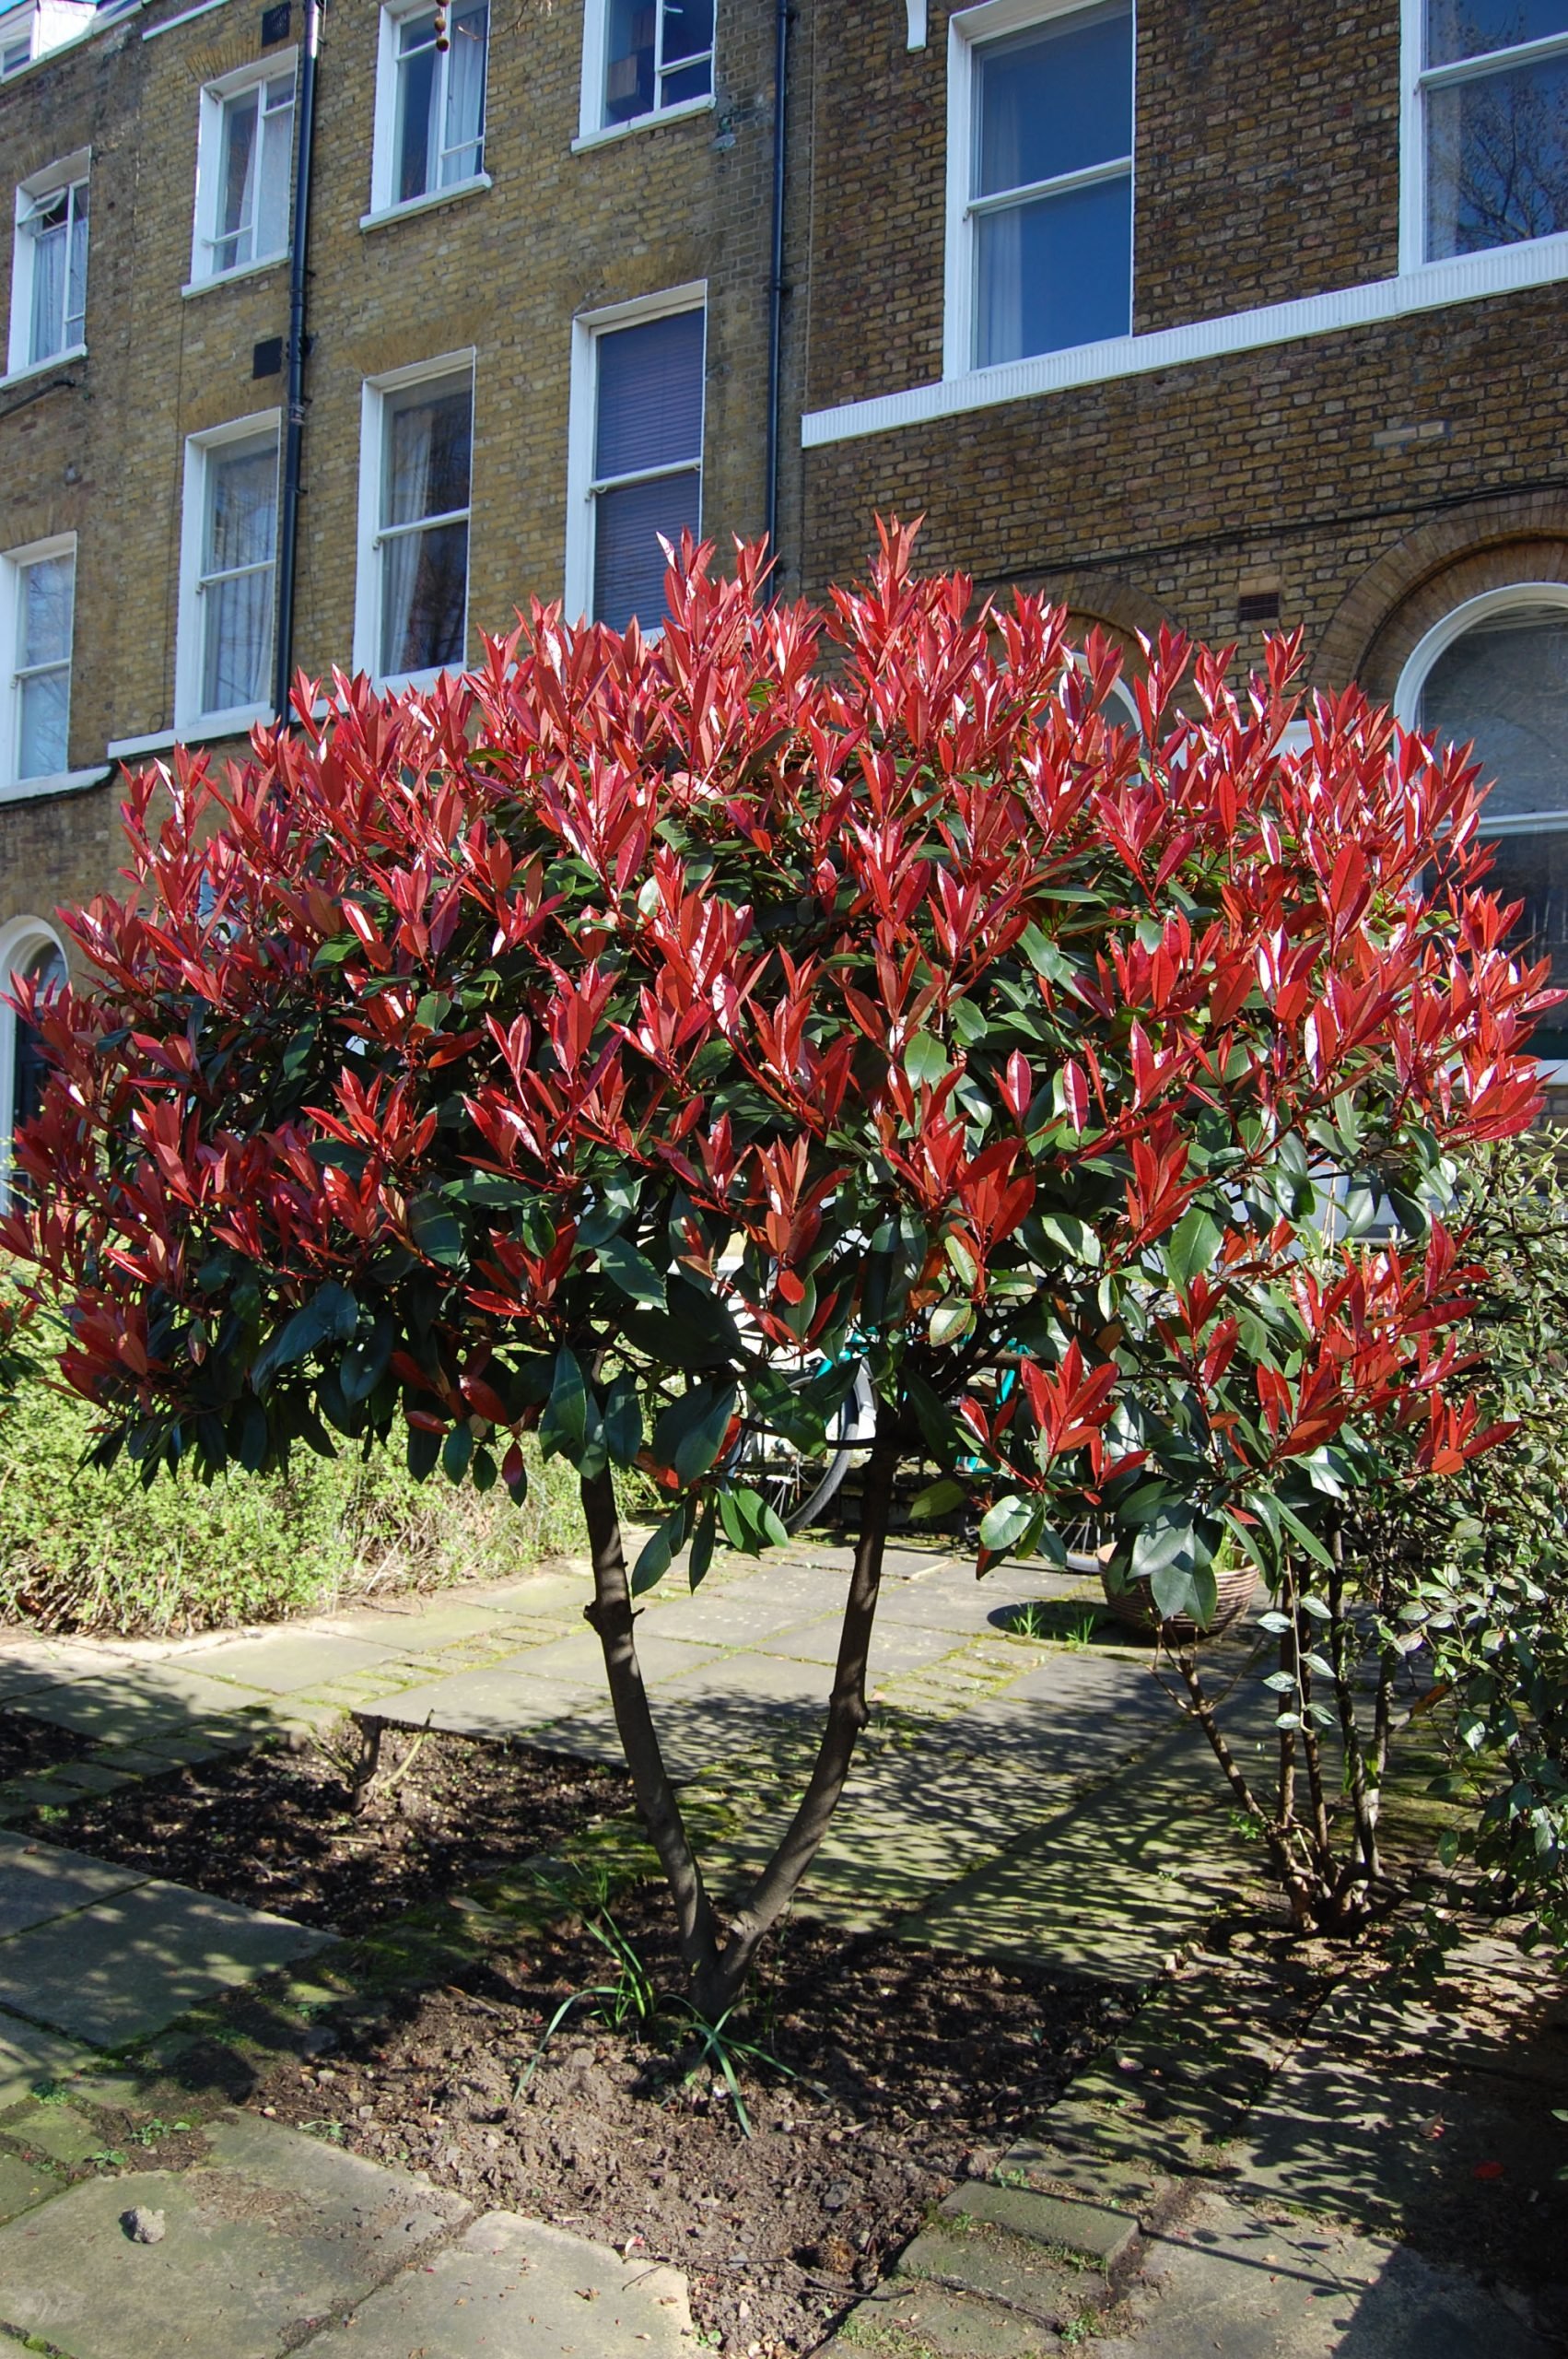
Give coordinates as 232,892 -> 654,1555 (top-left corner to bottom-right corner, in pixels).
207,440 -> 277,575
976,2 -> 1133,199
1427,0 -> 1568,67
204,569 -> 274,711
397,15 -> 439,201
661,57 -> 710,105
380,519 -> 469,674
1419,603 -> 1568,818
18,670 -> 68,780
1420,602 -> 1568,1033
21,557 -> 73,668
594,310 -> 704,479
442,1 -> 488,182
1426,52 -> 1568,252
593,467 -> 699,633
12,941 -> 66,1137
605,0 -> 657,123
977,173 -> 1131,365
384,378 -> 473,526
28,209 -> 66,364
661,0 -> 713,65
216,89 -> 260,268
65,184 -> 88,346
257,80 -> 295,256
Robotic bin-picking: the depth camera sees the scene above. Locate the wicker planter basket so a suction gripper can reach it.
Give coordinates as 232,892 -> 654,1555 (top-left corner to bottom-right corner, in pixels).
1099,1555 -> 1258,1645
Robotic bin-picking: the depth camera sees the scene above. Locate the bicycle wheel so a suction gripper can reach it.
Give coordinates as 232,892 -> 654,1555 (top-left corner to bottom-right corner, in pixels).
731,1361 -> 876,1532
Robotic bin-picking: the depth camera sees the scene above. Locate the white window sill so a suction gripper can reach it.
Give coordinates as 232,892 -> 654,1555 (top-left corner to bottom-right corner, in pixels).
108,705 -> 269,758
804,227 -> 1568,448
0,345 -> 86,393
360,174 -> 493,233
0,764 -> 109,804
375,663 -> 467,696
181,252 -> 288,300
571,94 -> 713,154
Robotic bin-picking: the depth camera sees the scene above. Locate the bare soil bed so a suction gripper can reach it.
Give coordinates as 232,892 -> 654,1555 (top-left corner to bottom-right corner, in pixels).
0,1702 -> 91,1780
36,1721 -> 1128,2354
254,1906 -> 1124,2357
26,1724 -> 633,1932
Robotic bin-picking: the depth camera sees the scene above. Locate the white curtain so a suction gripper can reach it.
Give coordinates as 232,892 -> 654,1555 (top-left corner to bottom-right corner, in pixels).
204,445 -> 275,711
381,401 -> 436,675
28,213 -> 65,364
443,4 -> 488,183
975,54 -> 1023,367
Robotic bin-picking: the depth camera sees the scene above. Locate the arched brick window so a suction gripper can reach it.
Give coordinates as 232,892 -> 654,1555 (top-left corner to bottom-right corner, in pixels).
0,917 -> 66,1208
1396,584 -> 1568,1062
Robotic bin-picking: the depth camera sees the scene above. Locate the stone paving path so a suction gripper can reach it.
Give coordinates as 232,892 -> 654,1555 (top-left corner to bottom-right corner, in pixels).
0,1537 -> 1559,2353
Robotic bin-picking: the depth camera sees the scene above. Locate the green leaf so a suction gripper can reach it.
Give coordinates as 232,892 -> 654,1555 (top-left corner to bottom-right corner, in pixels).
904,1032 -> 948,1088
406,1424 -> 440,1481
229,1394 -> 269,1473
631,1503 -> 691,1596
408,1193 -> 466,1269
442,1423 -> 474,1483
539,1347 -> 590,1462
339,1316 -> 393,1408
689,1495 -> 719,1590
1132,1505 -> 1220,1627
652,1381 -> 739,1488
1165,1203 -> 1223,1293
603,1374 -> 643,1467
909,1476 -> 967,1523
717,1485 -> 790,1555
928,1299 -> 974,1348
415,990 -> 452,1030
253,1282 -> 359,1388
1274,1497 -> 1336,1571
596,1233 -> 667,1310
979,1495 -> 1034,1553
471,1446 -> 497,1494
943,1234 -> 978,1288
949,997 -> 988,1046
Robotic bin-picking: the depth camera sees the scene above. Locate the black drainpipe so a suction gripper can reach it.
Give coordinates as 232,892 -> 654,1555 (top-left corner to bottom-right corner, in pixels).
763,0 -> 790,593
273,0 -> 322,724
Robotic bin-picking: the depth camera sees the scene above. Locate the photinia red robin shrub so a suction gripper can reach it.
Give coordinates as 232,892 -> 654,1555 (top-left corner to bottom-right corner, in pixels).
2,523 -> 1550,1989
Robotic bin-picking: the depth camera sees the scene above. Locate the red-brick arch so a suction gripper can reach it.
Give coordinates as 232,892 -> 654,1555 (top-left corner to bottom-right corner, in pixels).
1316,494 -> 1568,700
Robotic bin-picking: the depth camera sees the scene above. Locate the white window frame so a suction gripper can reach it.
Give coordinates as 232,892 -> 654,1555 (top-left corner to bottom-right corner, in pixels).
175,411 -> 282,738
564,282 -> 706,626
6,148 -> 90,384
365,0 -> 492,227
943,0 -> 1136,381
188,52 -> 298,292
354,350 -> 475,691
1395,581 -> 1568,1080
0,911 -> 67,1211
1399,0 -> 1568,276
0,533 -> 90,801
575,0 -> 716,147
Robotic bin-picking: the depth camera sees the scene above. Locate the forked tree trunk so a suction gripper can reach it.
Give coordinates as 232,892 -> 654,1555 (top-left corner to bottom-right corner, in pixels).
579,1414 -> 903,2017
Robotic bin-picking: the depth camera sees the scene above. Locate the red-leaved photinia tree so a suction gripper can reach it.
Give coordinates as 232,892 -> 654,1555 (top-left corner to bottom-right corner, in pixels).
3,524 -> 1550,1996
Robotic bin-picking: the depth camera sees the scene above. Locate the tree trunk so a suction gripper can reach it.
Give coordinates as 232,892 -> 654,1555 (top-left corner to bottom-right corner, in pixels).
579,1462 -> 723,1998
700,1415 -> 902,2013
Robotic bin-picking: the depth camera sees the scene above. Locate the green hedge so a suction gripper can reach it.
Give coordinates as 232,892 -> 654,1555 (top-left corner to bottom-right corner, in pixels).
0,1366 -> 588,1637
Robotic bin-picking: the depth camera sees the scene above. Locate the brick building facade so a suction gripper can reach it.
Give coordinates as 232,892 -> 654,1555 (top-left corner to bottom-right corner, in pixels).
0,0 -> 1566,1149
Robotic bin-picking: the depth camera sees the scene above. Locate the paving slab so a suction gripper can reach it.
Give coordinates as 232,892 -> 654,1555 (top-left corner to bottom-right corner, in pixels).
893,2215 -> 1098,2330
0,1833 -> 146,1942
0,2012 -> 93,2109
300,2208 -> 692,2357
13,1666 -> 268,1746
374,1668 -> 603,1740
1094,2188 -> 1555,2359
188,1631 -> 414,1696
1,2100 -> 105,2165
941,2176 -> 1138,2265
0,2112 -> 468,2359
832,2278 -> 1063,2355
0,1877 -> 330,2048
0,2153 -> 56,2225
